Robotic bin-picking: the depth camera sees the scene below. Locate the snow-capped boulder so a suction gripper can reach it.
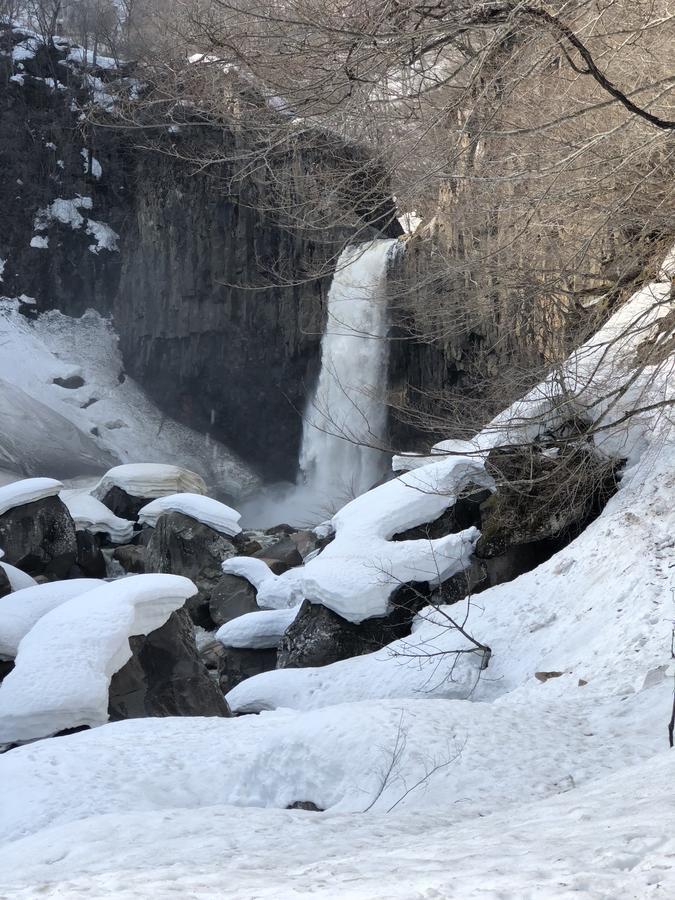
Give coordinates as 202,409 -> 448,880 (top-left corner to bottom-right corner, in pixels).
138,493 -> 241,537
145,512 -> 238,625
276,598 -> 414,670
0,564 -> 9,600
209,574 -> 258,627
92,464 -> 207,521
0,478 -> 62,514
0,574 -> 199,743
0,480 -> 77,578
0,578 -> 104,659
108,607 -> 230,721
60,489 -> 134,544
0,561 -> 37,592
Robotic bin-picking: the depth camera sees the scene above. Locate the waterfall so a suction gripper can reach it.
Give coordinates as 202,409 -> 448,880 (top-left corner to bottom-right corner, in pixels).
299,238 -> 396,508
240,238 -> 397,527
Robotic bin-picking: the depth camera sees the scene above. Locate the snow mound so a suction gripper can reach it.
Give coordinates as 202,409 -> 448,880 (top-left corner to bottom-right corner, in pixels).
0,477 -> 62,515
0,746 -> 671,898
0,578 -> 104,659
92,465 -> 207,502
216,607 -> 298,649
60,490 -> 133,543
0,574 -> 197,743
138,493 -> 241,537
0,562 -> 36,592
0,683 -> 668,843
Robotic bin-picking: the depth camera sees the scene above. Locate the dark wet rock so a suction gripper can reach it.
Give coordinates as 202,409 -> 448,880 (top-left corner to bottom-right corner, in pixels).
252,536 -> 303,574
218,646 -> 278,694
99,486 -> 153,522
0,659 -> 14,686
145,512 -> 236,592
144,512 -> 237,628
108,606 -> 230,720
0,496 -> 77,578
286,801 -> 323,811
209,574 -> 259,627
53,375 -> 85,389
277,598 -> 416,670
113,543 -> 147,574
289,530 -> 319,559
72,530 -> 107,578
0,566 -> 10,599
429,558 -> 489,605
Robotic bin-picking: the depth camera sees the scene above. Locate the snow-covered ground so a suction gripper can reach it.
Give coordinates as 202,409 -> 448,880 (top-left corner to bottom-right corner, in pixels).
0,300 -> 260,498
0,268 -> 673,896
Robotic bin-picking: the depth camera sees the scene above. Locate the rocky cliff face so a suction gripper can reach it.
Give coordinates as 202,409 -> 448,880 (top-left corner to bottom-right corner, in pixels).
0,26 -> 399,483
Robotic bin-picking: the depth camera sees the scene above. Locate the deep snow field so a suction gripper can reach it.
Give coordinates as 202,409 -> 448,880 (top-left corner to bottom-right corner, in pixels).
0,267 -> 673,898
0,299 -> 259,498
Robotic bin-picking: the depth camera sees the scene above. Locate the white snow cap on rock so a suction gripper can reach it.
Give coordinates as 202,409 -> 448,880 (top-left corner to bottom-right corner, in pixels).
0,578 -> 104,659
92,464 -> 207,502
0,477 -> 63,516
0,574 -> 197,743
0,561 -> 37,592
138,493 -> 241,537
60,490 -> 133,543
225,456 -> 487,622
216,607 -> 298,649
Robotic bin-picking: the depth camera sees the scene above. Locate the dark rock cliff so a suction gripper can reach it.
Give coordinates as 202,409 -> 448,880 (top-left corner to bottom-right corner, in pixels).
0,26 -> 400,482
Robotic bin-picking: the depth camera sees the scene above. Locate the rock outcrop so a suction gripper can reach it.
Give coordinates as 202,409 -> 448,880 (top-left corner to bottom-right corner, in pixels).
277,598 -> 416,669
108,606 -> 230,720
0,496 -> 77,579
0,26 -> 400,483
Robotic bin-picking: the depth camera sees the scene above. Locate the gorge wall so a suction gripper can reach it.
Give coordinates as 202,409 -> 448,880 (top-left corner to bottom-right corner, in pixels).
0,27 -> 400,483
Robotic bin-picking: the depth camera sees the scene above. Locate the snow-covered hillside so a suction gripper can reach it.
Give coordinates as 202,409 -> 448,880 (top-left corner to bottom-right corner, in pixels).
0,264 -> 673,897
0,300 -> 259,498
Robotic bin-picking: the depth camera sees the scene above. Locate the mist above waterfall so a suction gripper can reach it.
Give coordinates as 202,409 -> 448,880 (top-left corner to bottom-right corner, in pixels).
240,239 -> 398,528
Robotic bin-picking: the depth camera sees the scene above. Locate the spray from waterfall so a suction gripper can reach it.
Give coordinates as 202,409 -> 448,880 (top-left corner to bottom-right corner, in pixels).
240,238 -> 398,527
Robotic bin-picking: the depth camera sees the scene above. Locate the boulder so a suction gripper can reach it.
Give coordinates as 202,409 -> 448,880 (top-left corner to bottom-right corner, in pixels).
277,598 -> 415,669
218,646 -> 278,694
108,606 -> 230,719
0,496 -> 77,578
72,530 -> 107,578
252,536 -> 303,574
145,511 -> 238,628
145,512 -> 237,591
209,574 -> 259,627
289,530 -> 319,559
113,543 -> 147,574
475,444 -> 620,559
98,485 -> 153,522
0,566 -> 10,600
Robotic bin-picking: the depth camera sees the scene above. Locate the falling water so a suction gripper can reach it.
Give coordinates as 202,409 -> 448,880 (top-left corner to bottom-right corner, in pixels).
299,239 -> 396,504
240,238 -> 397,527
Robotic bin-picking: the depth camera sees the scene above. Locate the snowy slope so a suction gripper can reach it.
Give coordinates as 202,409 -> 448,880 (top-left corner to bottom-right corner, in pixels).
0,267 -> 672,897
0,301 -> 260,497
